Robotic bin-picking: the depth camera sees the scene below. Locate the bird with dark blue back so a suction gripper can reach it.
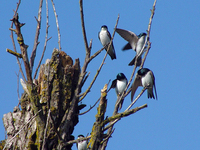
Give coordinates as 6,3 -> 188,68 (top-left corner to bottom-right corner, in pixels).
98,25 -> 116,60
116,28 -> 146,66
131,68 -> 157,101
109,73 -> 128,110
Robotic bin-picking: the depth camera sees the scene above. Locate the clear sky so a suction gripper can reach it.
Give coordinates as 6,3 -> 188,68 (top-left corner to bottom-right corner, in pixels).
1,0 -> 200,149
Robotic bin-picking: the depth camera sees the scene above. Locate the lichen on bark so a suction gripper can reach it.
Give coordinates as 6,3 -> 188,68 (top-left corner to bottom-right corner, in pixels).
3,49 -> 81,150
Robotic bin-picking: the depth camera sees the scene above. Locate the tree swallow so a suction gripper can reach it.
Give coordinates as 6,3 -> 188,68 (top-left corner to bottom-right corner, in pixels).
98,25 -> 116,60
131,68 -> 157,101
116,28 -> 147,66
109,73 -> 128,110
77,135 -> 88,150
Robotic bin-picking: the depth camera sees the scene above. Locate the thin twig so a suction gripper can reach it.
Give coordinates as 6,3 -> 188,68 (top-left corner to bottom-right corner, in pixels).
51,0 -> 61,51
15,70 -> 21,106
88,44 -> 109,63
75,0 -> 91,97
34,0 -> 51,79
79,0 -> 89,53
140,0 -> 157,69
80,79 -> 111,108
79,98 -> 100,115
125,87 -> 147,111
78,44 -> 109,94
101,128 -> 115,144
3,109 -> 42,150
30,0 -> 43,73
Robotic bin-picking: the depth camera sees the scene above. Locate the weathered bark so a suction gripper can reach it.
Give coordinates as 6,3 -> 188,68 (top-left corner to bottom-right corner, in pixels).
88,84 -> 108,150
3,49 -> 81,150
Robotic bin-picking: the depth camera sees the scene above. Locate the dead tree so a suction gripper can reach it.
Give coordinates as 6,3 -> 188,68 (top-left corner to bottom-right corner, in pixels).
2,0 -> 157,149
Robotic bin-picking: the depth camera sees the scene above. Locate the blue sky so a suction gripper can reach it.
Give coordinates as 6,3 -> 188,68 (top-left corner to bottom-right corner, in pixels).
1,0 -> 200,149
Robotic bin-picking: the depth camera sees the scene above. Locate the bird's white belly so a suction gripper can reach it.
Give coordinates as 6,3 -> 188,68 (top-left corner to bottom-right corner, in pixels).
141,72 -> 153,87
116,80 -> 127,95
100,31 -> 110,46
78,140 -> 87,150
136,36 -> 145,55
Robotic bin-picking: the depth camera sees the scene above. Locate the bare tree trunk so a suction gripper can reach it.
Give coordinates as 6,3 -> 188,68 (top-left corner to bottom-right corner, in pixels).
3,49 -> 81,150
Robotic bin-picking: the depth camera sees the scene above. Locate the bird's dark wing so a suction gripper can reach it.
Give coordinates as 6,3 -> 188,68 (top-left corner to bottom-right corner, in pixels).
109,43 -> 117,60
131,75 -> 142,101
128,56 -> 142,66
107,30 -> 112,40
150,71 -> 158,100
116,28 -> 138,50
122,43 -> 132,50
108,79 -> 117,92
98,31 -> 100,40
78,104 -> 87,111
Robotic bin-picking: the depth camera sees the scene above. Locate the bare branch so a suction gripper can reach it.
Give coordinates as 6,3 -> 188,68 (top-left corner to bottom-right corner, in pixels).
79,97 -> 100,115
79,0 -> 89,53
79,72 -> 90,90
30,0 -> 43,73
6,48 -> 22,58
102,104 -> 147,131
103,87 -> 147,132
9,0 -> 26,82
140,0 -> 157,69
34,0 -> 51,79
51,0 -> 61,51
77,44 -> 109,96
126,87 -> 147,110
104,104 -> 147,126
75,0 -> 92,97
77,2 -> 112,98
102,128 -> 115,144
88,44 -> 109,63
11,13 -> 32,83
15,70 -> 21,106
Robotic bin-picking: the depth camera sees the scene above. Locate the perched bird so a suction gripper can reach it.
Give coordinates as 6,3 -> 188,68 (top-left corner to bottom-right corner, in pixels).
98,25 -> 116,60
109,73 -> 128,110
77,135 -> 88,150
131,68 -> 157,101
116,28 -> 147,66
